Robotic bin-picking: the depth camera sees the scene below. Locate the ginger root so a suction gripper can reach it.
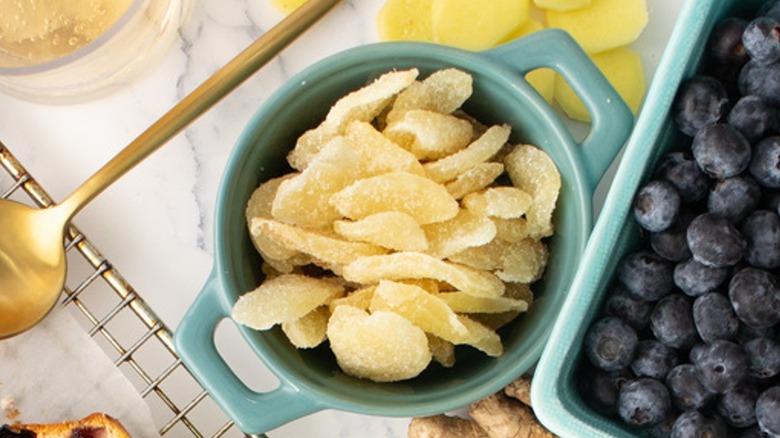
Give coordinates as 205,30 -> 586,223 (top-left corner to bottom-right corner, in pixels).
407,375 -> 556,438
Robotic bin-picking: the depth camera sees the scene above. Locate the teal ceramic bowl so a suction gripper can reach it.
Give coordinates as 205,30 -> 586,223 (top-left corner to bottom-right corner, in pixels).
532,1 -> 773,437
174,29 -> 632,435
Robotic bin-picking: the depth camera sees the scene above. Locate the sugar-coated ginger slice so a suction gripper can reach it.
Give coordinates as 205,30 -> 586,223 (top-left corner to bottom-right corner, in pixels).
287,68 -> 419,170
329,285 -> 376,313
386,68 -> 473,124
437,291 -> 529,314
273,137 -> 362,228
327,305 -> 432,382
383,110 -> 474,160
250,218 -> 388,266
427,334 -> 456,368
232,274 -> 343,330
330,171 -> 459,225
343,252 -> 505,297
370,280 -> 469,339
492,217 -> 529,243
452,315 -> 503,356
444,162 -> 505,199
462,186 -> 533,219
344,121 -> 425,176
448,238 -> 549,283
282,306 -> 330,349
424,124 -> 511,183
545,0 -> 648,54
334,211 -> 429,252
504,144 -> 561,238
246,175 -> 300,262
423,209 -> 496,259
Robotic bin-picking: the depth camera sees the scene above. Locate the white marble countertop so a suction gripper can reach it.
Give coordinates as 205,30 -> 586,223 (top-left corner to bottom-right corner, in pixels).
0,0 -> 683,436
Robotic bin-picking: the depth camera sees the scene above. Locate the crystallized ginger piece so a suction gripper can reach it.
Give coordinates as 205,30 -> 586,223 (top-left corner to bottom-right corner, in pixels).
282,306 -> 330,349
334,211 -> 428,252
504,144 -> 561,238
445,162 -> 505,199
287,68 -> 419,170
250,218 -> 387,266
329,285 -> 376,312
383,110 -> 474,160
370,280 -> 469,339
423,209 -> 496,259
327,306 -> 431,382
424,125 -> 511,183
386,68 -> 473,124
453,315 -> 503,356
427,334 -> 456,368
330,171 -> 459,225
462,186 -> 533,219
232,274 -> 343,330
492,217 -> 529,243
344,121 -> 425,176
246,175 -> 300,262
438,291 -> 529,314
343,252 -> 504,297
449,238 -> 548,283
273,137 -> 362,228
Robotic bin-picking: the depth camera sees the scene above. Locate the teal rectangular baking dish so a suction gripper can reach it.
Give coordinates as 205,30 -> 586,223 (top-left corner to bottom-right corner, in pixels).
531,0 -> 772,436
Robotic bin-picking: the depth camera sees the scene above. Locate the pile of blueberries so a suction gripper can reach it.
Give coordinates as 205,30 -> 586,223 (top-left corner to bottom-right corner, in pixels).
578,3 -> 780,437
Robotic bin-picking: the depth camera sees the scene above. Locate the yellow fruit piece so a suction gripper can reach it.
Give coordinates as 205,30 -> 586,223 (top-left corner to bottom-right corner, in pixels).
385,68 -> 473,124
554,46 -> 646,122
424,124 -> 511,183
533,0 -> 591,12
330,171 -> 459,225
431,0 -> 530,51
444,162 -> 505,199
343,252 -> 505,297
250,218 -> 388,266
232,274 -> 343,330
438,291 -> 529,314
370,280 -> 469,339
383,110 -> 474,160
272,137 -> 361,228
282,306 -> 330,349
344,121 -> 425,177
269,0 -> 307,14
326,305 -> 432,382
423,209 -> 496,259
376,0 -> 434,42
545,0 -> 648,54
504,144 -> 561,239
462,186 -> 533,219
334,211 -> 429,252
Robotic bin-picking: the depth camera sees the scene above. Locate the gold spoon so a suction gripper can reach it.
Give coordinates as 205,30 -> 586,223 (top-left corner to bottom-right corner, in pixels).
0,0 -> 342,339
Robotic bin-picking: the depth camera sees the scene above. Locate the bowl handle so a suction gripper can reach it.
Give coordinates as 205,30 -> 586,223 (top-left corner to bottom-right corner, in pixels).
482,29 -> 634,190
173,271 -> 323,434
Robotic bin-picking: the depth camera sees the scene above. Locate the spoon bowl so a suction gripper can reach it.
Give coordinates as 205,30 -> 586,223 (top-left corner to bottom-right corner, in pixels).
0,200 -> 67,338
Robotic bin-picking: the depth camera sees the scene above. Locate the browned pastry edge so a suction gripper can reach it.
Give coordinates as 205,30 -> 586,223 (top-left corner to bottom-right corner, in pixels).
4,413 -> 131,438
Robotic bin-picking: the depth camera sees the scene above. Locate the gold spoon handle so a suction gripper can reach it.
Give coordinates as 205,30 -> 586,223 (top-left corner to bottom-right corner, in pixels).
56,0 -> 342,221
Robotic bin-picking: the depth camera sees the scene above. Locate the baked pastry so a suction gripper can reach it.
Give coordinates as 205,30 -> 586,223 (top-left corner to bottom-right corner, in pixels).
0,413 -> 131,438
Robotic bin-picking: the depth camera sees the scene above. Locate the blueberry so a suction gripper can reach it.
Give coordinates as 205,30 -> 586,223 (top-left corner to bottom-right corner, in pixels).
742,210 -> 780,269
666,363 -> 716,410
709,17 -> 750,65
617,377 -> 672,428
739,60 -> 780,102
633,180 -> 681,233
693,339 -> 749,394
717,383 -> 760,428
687,213 -> 746,268
749,136 -> 780,188
737,322 -> 778,345
727,94 -> 778,142
603,284 -> 654,330
630,339 -> 680,380
744,337 -> 780,380
756,386 -> 780,436
728,267 -> 780,329
743,17 -> 780,65
650,209 -> 695,262
707,175 -> 762,223
692,123 -> 752,178
670,410 -> 728,438
674,258 -> 729,297
584,317 -> 639,371
580,364 -> 634,415
673,76 -> 730,137
738,426 -> 767,438
617,251 -> 675,301
693,291 -> 740,343
651,293 -> 699,350
655,152 -> 711,203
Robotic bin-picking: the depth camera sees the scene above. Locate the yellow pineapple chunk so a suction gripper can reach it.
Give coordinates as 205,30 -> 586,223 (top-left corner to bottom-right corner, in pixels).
376,0 -> 434,42
554,46 -> 646,122
431,0 -> 530,51
545,0 -> 648,54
